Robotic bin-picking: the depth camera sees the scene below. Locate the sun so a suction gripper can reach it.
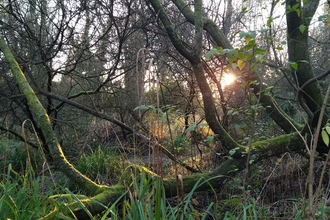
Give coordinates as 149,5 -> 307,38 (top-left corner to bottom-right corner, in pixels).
221,73 -> 236,87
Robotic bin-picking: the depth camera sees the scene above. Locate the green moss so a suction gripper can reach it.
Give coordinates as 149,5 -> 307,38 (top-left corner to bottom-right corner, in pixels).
0,38 -> 107,196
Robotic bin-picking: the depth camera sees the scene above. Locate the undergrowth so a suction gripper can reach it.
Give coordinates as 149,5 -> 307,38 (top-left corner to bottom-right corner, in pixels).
0,165 -> 56,219
1,141 -> 330,219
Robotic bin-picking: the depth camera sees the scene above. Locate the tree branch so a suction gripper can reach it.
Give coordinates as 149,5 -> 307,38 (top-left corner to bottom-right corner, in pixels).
147,0 -> 195,62
0,37 -> 108,196
173,0 -> 301,133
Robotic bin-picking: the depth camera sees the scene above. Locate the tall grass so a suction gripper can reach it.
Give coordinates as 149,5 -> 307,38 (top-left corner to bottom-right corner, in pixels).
0,164 -> 54,219
3,141 -> 330,219
121,172 -> 217,220
75,146 -> 123,185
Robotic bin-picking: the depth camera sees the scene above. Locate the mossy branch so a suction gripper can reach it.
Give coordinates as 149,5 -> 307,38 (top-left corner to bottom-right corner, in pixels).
63,131 -> 303,217
0,37 -> 108,196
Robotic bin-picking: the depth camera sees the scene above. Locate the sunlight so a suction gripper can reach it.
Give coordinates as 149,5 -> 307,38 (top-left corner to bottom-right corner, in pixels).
221,73 -> 236,87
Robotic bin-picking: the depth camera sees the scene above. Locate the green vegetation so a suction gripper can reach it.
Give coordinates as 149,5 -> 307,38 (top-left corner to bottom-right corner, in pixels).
0,165 -> 54,219
1,0 -> 330,219
1,141 -> 330,219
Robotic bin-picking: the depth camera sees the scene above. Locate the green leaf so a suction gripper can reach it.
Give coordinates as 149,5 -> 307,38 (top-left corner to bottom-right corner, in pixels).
298,59 -> 308,64
184,124 -> 197,133
264,36 -> 273,41
321,130 -> 329,147
205,48 -> 218,59
318,14 -> 327,21
241,7 -> 247,13
236,50 -> 246,59
227,109 -> 233,115
204,136 -> 214,143
259,28 -> 270,33
223,48 -> 238,57
264,86 -> 274,94
174,134 -> 184,147
254,48 -> 266,55
291,63 -> 298,70
242,81 -> 249,88
244,40 -> 256,50
289,3 -> 300,16
239,31 -> 256,39
299,24 -> 307,33
244,35 -> 252,42
286,61 -> 298,70
292,3 -> 299,10
326,126 -> 330,135
244,53 -> 252,61
267,17 -> 273,27
229,148 -> 238,156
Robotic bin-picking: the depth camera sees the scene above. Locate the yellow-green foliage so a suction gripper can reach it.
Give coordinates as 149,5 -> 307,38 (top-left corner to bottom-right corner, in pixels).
75,146 -> 124,184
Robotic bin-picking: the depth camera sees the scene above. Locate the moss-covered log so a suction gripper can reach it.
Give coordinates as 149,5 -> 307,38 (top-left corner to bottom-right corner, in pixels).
56,132 -> 303,219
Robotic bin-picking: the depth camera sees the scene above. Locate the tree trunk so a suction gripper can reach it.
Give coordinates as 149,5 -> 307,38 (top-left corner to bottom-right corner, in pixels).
286,0 -> 324,127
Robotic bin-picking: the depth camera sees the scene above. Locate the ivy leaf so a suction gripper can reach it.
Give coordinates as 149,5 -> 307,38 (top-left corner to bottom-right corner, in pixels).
237,59 -> 246,70
229,147 -> 239,156
239,31 -> 256,39
267,17 -> 273,27
204,136 -> 214,143
264,36 -> 273,41
223,48 -> 238,57
321,130 -> 329,147
244,40 -> 256,50
258,28 -> 270,33
318,14 -> 327,21
254,48 -> 266,55
290,62 -> 298,70
287,61 -> 298,70
205,48 -> 218,59
244,35 -> 252,43
299,24 -> 307,33
264,86 -> 274,94
184,124 -> 197,133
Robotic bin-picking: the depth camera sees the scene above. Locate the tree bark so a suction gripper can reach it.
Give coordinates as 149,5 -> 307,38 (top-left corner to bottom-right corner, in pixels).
286,0 -> 324,127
